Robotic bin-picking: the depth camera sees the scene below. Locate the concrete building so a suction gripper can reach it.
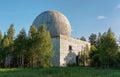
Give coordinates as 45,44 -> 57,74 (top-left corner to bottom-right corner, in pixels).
33,11 -> 90,66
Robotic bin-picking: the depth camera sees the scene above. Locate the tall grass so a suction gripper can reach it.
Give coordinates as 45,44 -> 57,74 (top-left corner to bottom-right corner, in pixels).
0,67 -> 119,77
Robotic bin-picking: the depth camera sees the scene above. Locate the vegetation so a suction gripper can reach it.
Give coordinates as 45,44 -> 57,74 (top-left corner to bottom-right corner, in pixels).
0,23 -> 120,70
80,36 -> 86,41
89,33 -> 97,45
0,67 -> 120,77
0,24 -> 53,68
78,45 -> 90,66
89,28 -> 120,68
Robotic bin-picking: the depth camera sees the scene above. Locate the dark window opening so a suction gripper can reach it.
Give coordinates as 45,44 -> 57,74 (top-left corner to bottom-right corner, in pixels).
69,45 -> 72,50
76,55 -> 79,66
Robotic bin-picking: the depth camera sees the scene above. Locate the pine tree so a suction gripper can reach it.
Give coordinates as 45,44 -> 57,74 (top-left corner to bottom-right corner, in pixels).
6,24 -> 15,57
7,24 -> 14,45
80,36 -> 86,41
0,31 -> 2,42
28,25 -> 38,67
98,28 -> 118,68
28,24 -> 53,67
36,24 -> 53,67
14,28 -> 27,67
1,35 -> 10,67
0,31 -> 2,66
0,31 -> 2,54
89,33 -> 97,46
90,28 -> 119,68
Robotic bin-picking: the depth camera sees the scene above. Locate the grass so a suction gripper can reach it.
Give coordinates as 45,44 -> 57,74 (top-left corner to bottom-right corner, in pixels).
0,67 -> 120,77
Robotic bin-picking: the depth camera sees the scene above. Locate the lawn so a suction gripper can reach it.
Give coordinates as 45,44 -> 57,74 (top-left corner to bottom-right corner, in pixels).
0,67 -> 120,77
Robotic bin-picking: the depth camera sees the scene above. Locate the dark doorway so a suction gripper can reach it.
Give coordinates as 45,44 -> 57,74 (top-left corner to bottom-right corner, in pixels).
76,55 -> 79,66
69,45 -> 72,51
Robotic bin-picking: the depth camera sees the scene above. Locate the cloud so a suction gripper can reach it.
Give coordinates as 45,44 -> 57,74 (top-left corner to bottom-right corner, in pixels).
116,4 -> 120,9
97,16 -> 107,20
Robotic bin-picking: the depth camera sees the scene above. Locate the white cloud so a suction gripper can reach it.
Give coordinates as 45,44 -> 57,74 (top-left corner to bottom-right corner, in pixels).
116,4 -> 120,9
97,16 -> 107,20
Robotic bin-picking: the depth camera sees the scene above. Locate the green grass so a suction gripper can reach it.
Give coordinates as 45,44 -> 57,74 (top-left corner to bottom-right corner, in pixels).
0,67 -> 120,77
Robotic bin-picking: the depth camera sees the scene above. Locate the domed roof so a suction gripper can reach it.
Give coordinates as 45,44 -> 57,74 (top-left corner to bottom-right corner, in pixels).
33,11 -> 71,37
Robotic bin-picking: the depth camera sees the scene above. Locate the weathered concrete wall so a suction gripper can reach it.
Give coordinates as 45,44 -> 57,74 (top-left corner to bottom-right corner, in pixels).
59,35 -> 90,66
51,37 -> 60,66
51,35 -> 90,66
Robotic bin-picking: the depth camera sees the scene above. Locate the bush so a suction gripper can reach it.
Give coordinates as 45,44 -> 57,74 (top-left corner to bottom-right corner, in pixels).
67,61 -> 76,67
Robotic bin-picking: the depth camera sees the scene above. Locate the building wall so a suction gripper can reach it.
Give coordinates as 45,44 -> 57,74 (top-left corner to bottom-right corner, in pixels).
51,35 -> 90,66
51,37 -> 60,66
59,35 -> 90,66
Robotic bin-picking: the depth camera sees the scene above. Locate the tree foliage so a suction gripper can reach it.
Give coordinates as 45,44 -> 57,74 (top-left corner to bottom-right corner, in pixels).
89,33 -> 97,46
0,24 -> 53,68
78,45 -> 90,66
80,36 -> 86,41
37,24 -> 53,67
89,28 -> 119,68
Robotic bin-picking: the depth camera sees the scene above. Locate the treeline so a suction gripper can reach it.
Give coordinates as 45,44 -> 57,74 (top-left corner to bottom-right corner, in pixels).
89,28 -> 120,68
0,24 -> 53,68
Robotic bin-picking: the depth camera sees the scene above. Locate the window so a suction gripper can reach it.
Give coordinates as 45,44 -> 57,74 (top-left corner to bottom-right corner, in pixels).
69,45 -> 72,50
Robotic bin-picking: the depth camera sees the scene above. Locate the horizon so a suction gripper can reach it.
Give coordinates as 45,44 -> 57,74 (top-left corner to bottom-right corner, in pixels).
0,0 -> 120,40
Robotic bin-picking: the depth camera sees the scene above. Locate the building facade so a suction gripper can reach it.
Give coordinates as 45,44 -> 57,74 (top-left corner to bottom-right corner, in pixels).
33,11 -> 90,66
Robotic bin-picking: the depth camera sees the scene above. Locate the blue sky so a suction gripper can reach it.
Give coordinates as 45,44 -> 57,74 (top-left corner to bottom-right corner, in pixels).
0,0 -> 120,39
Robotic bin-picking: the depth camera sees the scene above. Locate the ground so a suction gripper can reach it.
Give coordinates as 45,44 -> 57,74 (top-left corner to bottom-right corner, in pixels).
0,67 -> 120,77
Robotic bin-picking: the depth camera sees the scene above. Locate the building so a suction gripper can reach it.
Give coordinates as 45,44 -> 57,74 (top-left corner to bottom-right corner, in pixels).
33,11 -> 90,66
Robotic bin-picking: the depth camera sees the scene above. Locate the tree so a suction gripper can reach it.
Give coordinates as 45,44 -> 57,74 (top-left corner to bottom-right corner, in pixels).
29,25 -> 38,38
0,31 -> 2,66
0,31 -> 2,42
14,28 -> 27,67
1,35 -> 10,67
0,24 -> 54,68
80,36 -> 86,41
89,28 -> 119,68
36,24 -> 53,67
78,44 -> 90,66
0,30 -> 2,56
89,33 -> 97,46
28,24 -> 53,67
89,45 -> 100,67
98,28 -> 118,68
7,24 -> 14,45
96,32 -> 101,48
6,24 -> 15,63
28,25 -> 38,67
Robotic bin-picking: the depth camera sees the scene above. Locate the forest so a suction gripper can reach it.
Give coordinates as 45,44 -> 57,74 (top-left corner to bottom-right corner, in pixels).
0,24 -> 53,68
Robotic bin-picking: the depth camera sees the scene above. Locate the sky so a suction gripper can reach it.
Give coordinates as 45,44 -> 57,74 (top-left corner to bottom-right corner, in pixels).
0,0 -> 120,40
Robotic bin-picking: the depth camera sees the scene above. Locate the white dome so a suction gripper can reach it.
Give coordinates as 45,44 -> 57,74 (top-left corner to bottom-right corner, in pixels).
33,11 -> 71,37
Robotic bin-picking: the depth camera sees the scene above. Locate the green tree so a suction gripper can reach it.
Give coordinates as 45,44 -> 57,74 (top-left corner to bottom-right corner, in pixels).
80,36 -> 86,41
37,24 -> 53,67
6,24 -> 15,61
0,31 -> 2,42
1,35 -> 10,67
0,31 -> 2,57
96,32 -> 101,48
28,24 -> 53,67
89,45 -> 100,67
89,28 -> 119,68
4,25 -> 15,67
98,28 -> 118,68
78,45 -> 89,66
7,24 -> 14,45
0,31 -> 2,66
14,28 -> 27,67
29,25 -> 38,38
28,25 -> 38,67
89,33 -> 97,46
